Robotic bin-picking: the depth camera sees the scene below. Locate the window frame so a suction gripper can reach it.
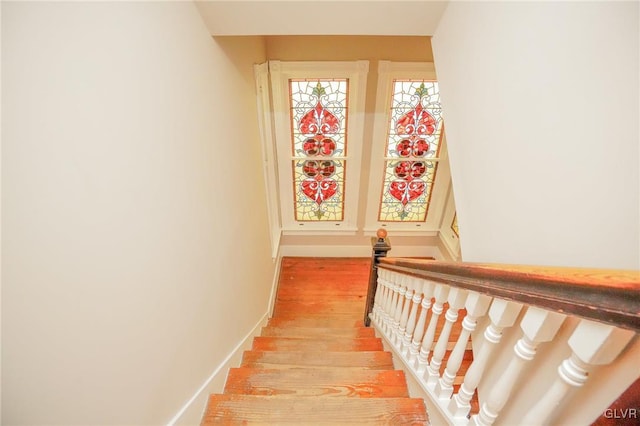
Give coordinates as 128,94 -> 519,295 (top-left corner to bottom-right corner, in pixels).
364,61 -> 452,235
269,60 -> 369,234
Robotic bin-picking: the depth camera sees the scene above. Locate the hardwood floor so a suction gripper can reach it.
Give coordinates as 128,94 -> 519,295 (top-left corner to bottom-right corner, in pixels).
201,257 -> 474,425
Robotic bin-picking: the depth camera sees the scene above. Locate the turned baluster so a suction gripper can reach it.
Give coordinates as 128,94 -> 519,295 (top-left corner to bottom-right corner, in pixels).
521,320 -> 635,425
472,307 -> 566,426
416,284 -> 450,374
382,272 -> 399,336
390,274 -> 408,345
372,268 -> 390,326
408,280 -> 435,364
370,268 -> 382,324
436,291 -> 492,399
448,299 -> 523,420
426,287 -> 468,388
401,277 -> 426,357
395,275 -> 416,348
370,268 -> 382,325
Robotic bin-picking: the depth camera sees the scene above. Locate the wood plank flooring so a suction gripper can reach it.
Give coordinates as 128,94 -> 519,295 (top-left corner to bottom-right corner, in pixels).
201,256 -> 475,425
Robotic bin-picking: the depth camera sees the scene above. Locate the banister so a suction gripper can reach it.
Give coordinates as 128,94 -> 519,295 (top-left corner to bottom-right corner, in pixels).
377,257 -> 640,332
364,228 -> 391,326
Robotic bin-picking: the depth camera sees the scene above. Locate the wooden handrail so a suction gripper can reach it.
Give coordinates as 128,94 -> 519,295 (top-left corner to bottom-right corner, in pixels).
378,257 -> 640,331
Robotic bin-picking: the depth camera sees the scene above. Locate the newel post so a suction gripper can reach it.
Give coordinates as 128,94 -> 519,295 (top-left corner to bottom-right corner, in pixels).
364,228 -> 391,326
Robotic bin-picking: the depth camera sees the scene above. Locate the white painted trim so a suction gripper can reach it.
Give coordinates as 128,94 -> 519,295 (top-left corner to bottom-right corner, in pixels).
254,63 -> 282,259
279,244 -> 441,258
267,254 -> 283,317
269,60 -> 369,231
433,245 -> 448,261
282,227 -> 358,236
438,231 -> 459,261
166,312 -> 269,426
363,228 -> 439,237
437,177 -> 460,261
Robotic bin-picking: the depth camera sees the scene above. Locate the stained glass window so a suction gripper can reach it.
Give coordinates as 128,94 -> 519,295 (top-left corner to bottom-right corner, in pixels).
378,80 -> 443,222
290,79 -> 348,221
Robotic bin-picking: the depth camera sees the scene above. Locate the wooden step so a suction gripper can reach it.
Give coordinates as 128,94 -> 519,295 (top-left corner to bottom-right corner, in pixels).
252,336 -> 384,352
274,300 -> 367,316
260,326 -> 375,338
201,258 -> 431,424
224,367 -> 410,398
276,286 -> 369,297
267,316 -> 364,328
276,292 -> 367,301
241,350 -> 394,370
202,394 -> 428,425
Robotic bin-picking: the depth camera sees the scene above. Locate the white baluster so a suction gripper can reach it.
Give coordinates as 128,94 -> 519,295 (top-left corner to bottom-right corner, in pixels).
371,269 -> 385,325
390,274 -> 407,342
416,284 -> 450,374
436,292 -> 492,399
379,270 -> 393,327
401,277 -> 425,357
426,287 -> 468,388
448,299 -> 523,420
395,276 -> 415,348
408,280 -> 435,365
373,269 -> 390,327
382,273 -> 399,336
521,320 -> 635,425
472,307 -> 566,426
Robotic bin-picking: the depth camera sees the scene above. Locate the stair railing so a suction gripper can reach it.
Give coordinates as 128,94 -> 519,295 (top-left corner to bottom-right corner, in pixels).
365,232 -> 640,426
364,228 -> 392,327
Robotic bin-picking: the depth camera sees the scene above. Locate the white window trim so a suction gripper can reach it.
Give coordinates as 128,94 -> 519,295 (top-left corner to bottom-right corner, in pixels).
364,61 -> 452,235
269,60 -> 369,234
253,63 -> 281,259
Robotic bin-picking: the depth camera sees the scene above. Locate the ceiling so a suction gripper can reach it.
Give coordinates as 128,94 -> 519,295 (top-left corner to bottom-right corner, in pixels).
194,1 -> 449,36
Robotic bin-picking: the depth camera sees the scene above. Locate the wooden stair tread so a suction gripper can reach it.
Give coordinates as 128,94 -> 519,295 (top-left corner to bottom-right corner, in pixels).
260,326 -> 376,338
270,313 -> 363,320
252,336 -> 384,352
224,367 -> 410,398
274,301 -> 366,316
276,292 -> 367,301
268,316 -> 363,328
241,350 -> 394,369
201,257 -> 446,424
202,394 -> 428,425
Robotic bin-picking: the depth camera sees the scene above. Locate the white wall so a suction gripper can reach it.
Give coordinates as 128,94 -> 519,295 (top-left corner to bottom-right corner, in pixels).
2,3 -> 273,425
432,1 -> 639,270
195,1 -> 448,36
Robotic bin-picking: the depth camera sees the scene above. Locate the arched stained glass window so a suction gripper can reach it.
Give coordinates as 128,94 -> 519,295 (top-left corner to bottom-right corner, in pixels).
378,80 -> 444,222
290,79 -> 348,221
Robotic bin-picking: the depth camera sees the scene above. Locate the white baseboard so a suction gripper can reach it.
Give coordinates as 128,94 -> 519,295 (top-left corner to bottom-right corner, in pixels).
279,244 -> 371,257
268,254 -> 283,317
279,244 -> 442,258
166,312 -> 269,426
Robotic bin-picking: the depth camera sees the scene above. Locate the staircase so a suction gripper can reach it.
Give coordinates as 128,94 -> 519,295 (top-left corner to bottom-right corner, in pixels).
201,257 -> 429,424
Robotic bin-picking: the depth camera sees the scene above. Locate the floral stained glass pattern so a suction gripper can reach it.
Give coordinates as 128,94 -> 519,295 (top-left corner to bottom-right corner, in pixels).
379,80 -> 443,222
290,80 -> 348,221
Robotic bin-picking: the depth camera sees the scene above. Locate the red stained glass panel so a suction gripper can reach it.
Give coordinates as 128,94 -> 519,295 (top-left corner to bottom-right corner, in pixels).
289,80 -> 348,221
378,80 -> 443,222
